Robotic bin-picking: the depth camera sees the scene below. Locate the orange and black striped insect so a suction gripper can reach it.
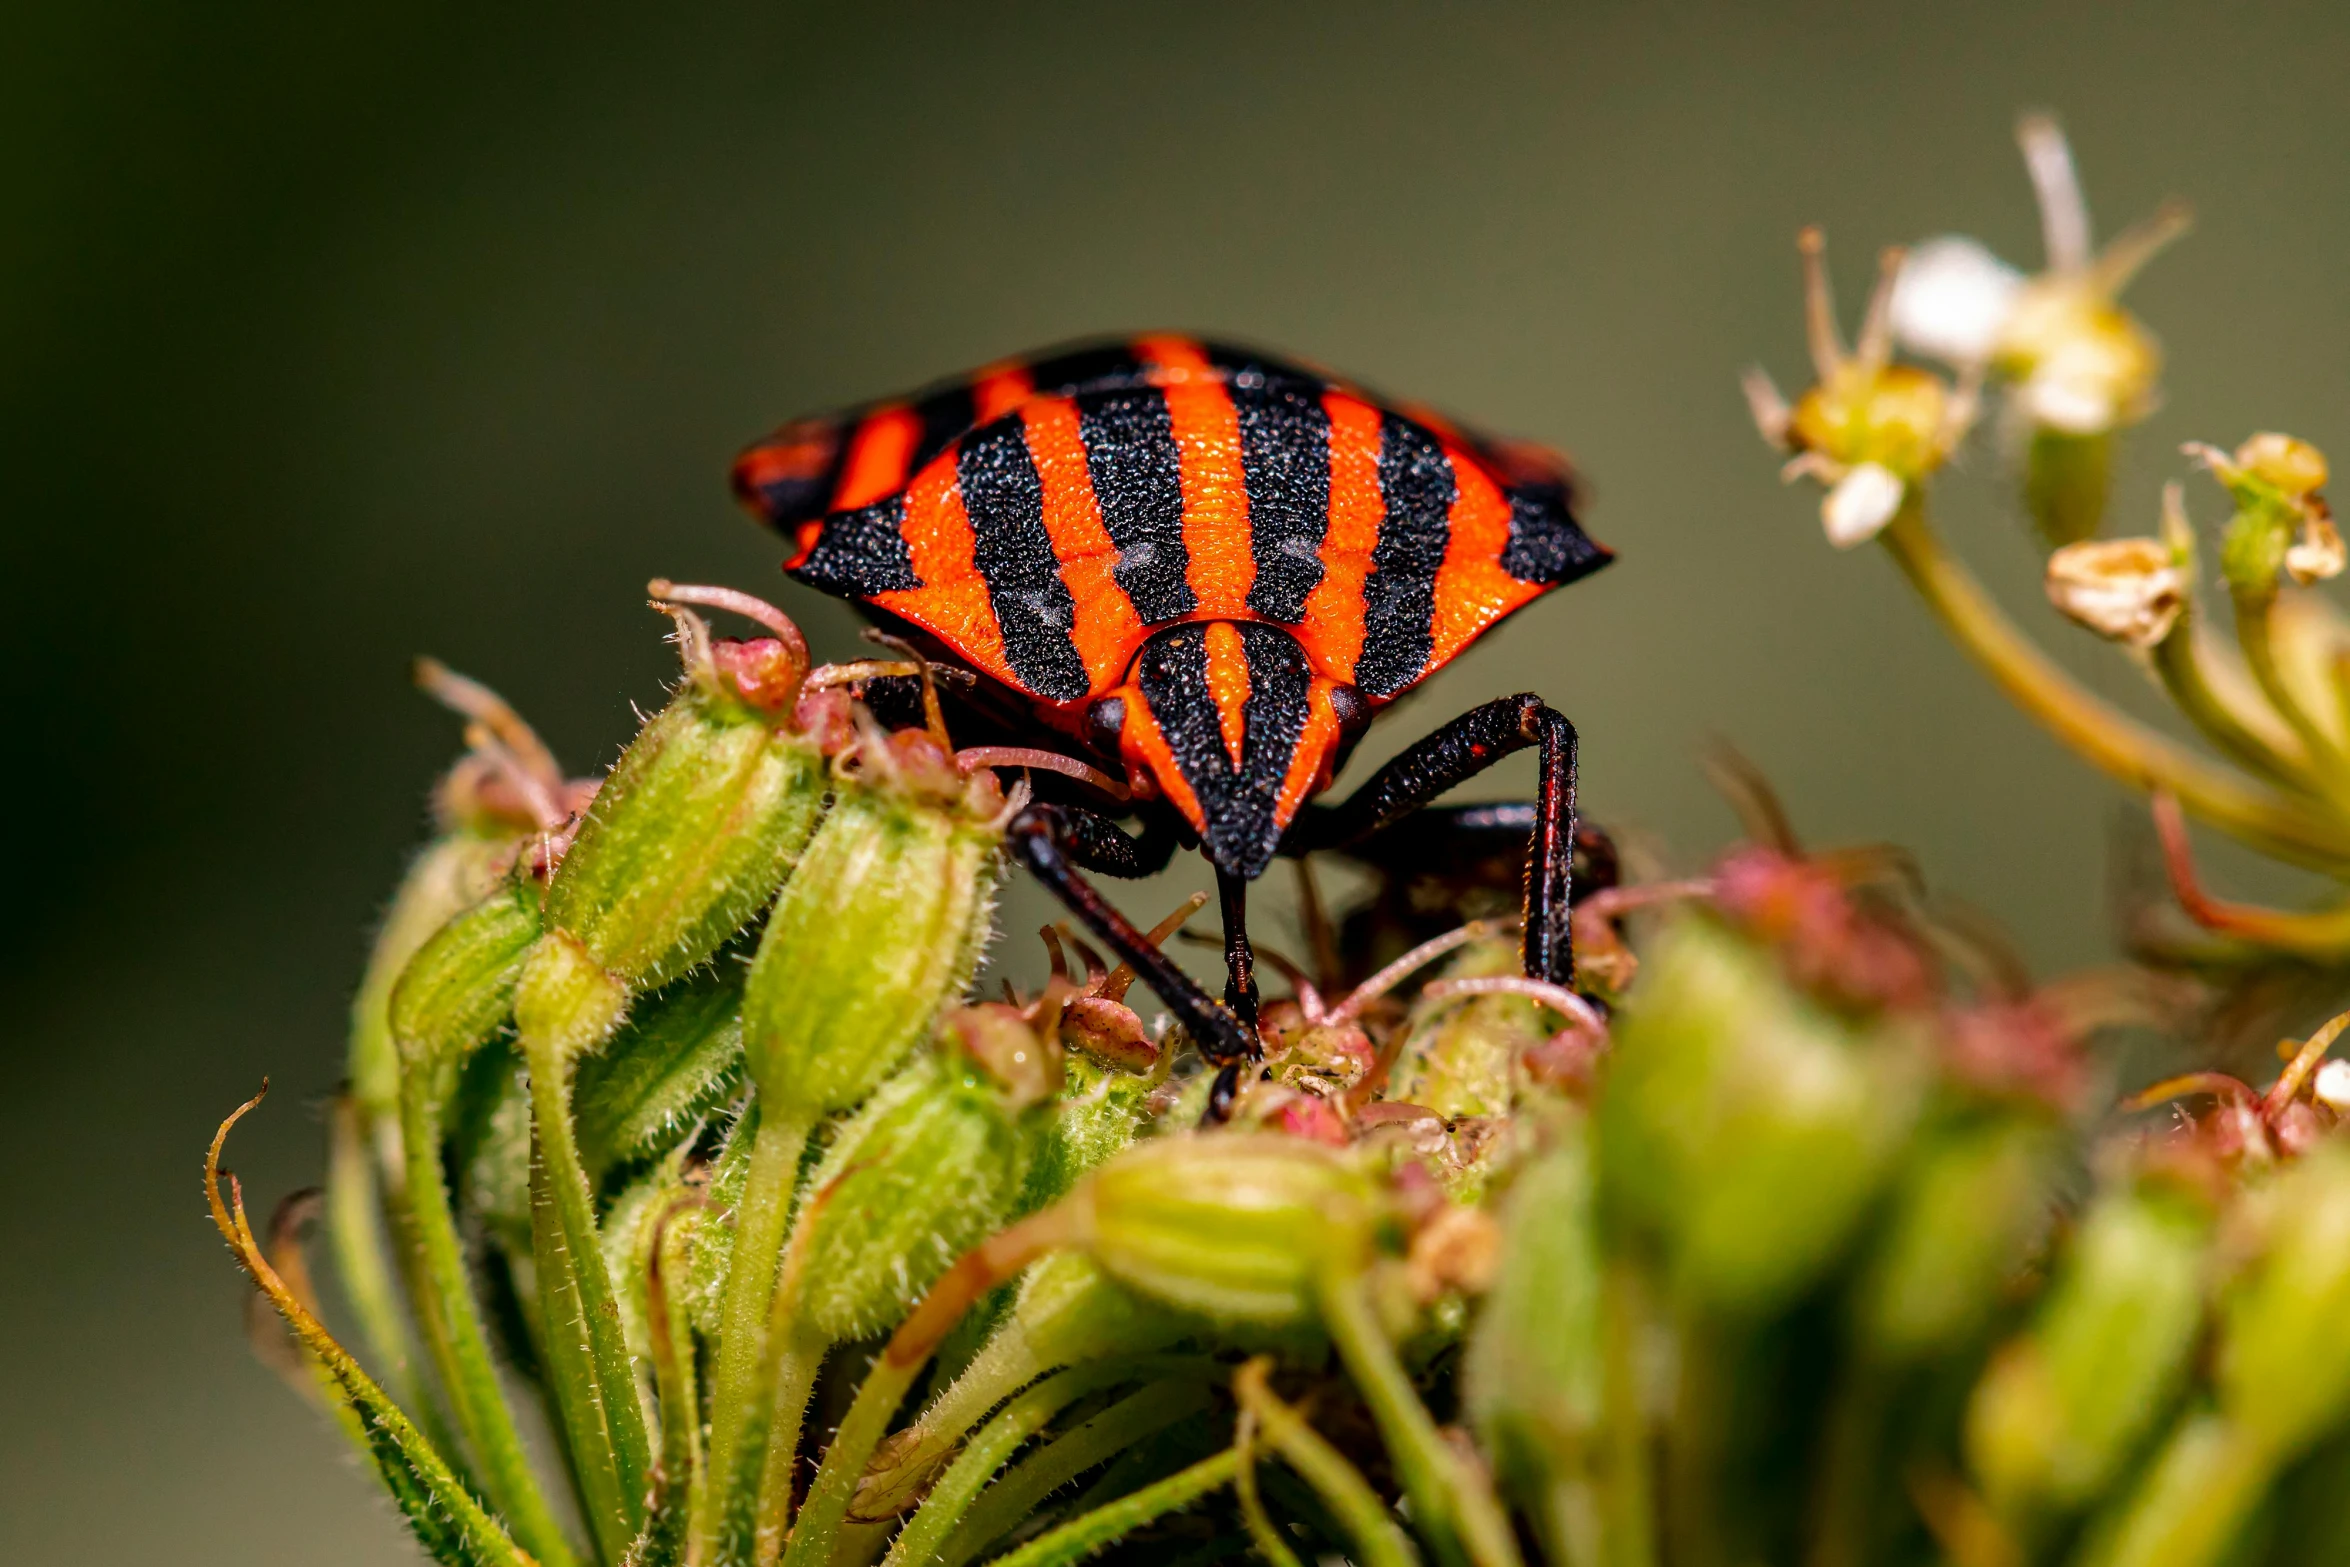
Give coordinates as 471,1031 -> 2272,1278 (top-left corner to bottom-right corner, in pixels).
734,334 -> 1611,1117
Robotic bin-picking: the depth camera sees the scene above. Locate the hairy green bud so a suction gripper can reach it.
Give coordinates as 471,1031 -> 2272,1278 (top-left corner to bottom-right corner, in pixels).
2217,1141 -> 2350,1456
793,1051 -> 1038,1342
1967,1176 -> 2211,1513
545,692 -> 824,994
572,963 -> 744,1189
1389,933 -> 1548,1119
1851,1110 -> 2059,1361
390,877 -> 544,1110
1599,913 -> 1922,1315
1022,1052 -> 1155,1212
742,748 -> 1003,1119
1075,1133 -> 1377,1325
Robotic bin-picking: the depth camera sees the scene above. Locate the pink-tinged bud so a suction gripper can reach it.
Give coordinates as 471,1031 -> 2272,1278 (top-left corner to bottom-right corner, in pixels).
1711,846 -> 1936,1013
942,1002 -> 1065,1112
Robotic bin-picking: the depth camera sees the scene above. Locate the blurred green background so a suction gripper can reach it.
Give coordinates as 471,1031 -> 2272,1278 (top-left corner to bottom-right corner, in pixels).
6,2 -> 2347,1560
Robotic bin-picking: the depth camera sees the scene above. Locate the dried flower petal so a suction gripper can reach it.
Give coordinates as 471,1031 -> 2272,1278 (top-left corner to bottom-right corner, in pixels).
2044,537 -> 2187,647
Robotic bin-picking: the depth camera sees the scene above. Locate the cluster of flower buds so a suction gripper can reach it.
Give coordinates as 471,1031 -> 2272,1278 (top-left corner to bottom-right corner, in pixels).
218,607 -> 2350,1567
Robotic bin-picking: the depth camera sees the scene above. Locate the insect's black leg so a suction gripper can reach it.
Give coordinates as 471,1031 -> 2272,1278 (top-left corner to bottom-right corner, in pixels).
1006,804 -> 1258,1115
1215,866 -> 1260,1035
1281,694 -> 1580,986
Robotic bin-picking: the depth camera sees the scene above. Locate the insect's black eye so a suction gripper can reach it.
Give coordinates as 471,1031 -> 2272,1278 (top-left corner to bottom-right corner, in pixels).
1328,683 -> 1372,770
1085,694 -> 1128,761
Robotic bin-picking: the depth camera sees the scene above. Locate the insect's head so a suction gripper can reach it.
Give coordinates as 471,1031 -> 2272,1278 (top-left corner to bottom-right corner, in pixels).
1084,621 -> 1371,881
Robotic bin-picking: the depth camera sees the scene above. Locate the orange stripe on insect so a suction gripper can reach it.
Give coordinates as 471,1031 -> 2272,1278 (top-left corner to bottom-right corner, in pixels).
1202,621 -> 1252,770
1295,389 -> 1385,685
1119,685 -> 1204,832
1020,396 -> 1146,692
834,404 -> 924,509
1133,334 -> 1216,383
871,464 -> 1021,692
1275,679 -> 1347,829
1151,375 -> 1254,618
972,363 -> 1036,423
1428,440 -> 1549,671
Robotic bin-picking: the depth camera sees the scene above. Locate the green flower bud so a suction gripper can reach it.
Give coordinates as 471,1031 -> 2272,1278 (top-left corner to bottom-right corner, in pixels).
2217,1141 -> 2350,1457
2201,434 -> 2343,601
1850,1110 -> 2059,1361
1388,933 -> 1549,1120
571,963 -> 745,1189
389,877 -> 544,1113
791,1050 -> 1039,1343
1599,913 -> 1922,1315
1465,1118 -> 1603,1501
1073,1133 -> 1377,1325
1021,1051 -> 1155,1213
741,737 -> 1004,1120
2025,426 -> 2115,547
1966,1175 -> 2211,1514
543,689 -> 825,996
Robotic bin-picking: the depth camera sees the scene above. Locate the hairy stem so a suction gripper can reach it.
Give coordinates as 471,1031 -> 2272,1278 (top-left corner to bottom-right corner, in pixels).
694,1106 -> 817,1566
977,1448 -> 1241,1567
1321,1267 -> 1522,1567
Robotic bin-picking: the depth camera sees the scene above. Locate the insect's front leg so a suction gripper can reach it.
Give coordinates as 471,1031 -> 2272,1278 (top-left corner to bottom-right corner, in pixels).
1006,802 -> 1258,1120
1281,694 -> 1581,986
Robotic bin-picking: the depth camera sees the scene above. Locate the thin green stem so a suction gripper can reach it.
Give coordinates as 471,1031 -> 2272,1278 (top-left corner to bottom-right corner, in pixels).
1232,1361 -> 1418,1567
2235,591 -> 2350,801
751,1326 -> 826,1566
645,1203 -> 707,1566
527,1054 -> 654,1562
2075,1415 -> 2272,1567
324,1096 -> 450,1455
693,1105 -> 817,1565
397,1074 -> 580,1567
885,1360 -> 1212,1567
1320,1268 -> 1521,1567
935,1381 -> 1217,1567
2148,616 -> 2317,794
1597,1263 -> 1658,1567
1877,505 -> 2350,869
977,1448 -> 1241,1567
782,1341 -> 930,1567
1234,1425 -> 1308,1567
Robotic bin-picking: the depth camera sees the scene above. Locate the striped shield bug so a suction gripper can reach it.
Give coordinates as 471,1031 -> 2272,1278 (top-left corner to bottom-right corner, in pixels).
733,334 -> 1613,1117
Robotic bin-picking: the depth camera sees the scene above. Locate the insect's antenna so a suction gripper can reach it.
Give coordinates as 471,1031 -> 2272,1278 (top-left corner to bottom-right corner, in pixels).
861,628 -> 949,748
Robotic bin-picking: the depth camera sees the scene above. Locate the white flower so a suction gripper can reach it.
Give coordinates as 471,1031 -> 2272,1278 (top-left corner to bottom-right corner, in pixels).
1822,463 -> 1908,548
1888,236 -> 2022,367
1888,114 -> 2186,439
2315,1057 -> 2350,1114
1748,228 -> 1974,550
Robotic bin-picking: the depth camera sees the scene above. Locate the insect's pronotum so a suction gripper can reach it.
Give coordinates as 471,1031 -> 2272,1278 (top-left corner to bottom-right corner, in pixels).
735,334 -> 1612,1117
